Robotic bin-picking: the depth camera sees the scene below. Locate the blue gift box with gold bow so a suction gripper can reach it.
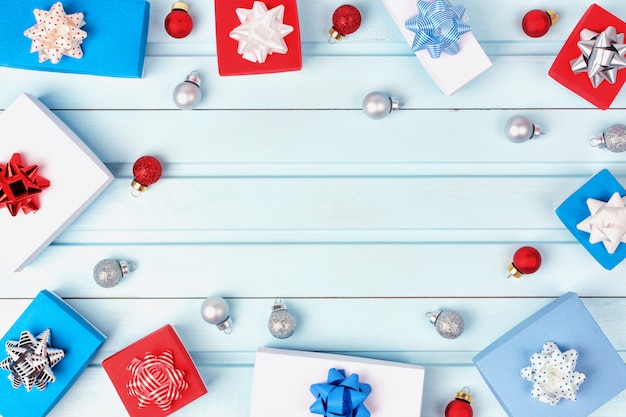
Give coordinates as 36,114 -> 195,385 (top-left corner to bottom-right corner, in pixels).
0,1 -> 149,77
0,290 -> 106,417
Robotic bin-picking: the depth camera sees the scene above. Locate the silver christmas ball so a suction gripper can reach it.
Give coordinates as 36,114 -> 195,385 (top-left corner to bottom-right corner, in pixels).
268,301 -> 297,339
93,259 -> 136,288
362,91 -> 400,119
427,310 -> 465,339
594,124 -> 626,153
201,296 -> 232,333
504,115 -> 542,143
173,70 -> 202,110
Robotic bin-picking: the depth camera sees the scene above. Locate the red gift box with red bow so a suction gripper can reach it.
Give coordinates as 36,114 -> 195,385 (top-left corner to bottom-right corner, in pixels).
214,0 -> 302,76
102,325 -> 207,417
549,4 -> 626,110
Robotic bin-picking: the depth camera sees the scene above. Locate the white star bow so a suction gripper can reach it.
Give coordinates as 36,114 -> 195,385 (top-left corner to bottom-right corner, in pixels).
576,192 -> 626,254
23,2 -> 87,64
520,342 -> 586,405
229,1 -> 294,63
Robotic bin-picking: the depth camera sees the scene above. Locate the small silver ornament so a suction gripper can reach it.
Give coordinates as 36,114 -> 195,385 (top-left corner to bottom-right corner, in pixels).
268,299 -> 297,339
173,70 -> 202,110
93,259 -> 136,288
504,115 -> 542,143
590,124 -> 626,153
362,91 -> 400,119
427,310 -> 465,339
201,296 -> 232,333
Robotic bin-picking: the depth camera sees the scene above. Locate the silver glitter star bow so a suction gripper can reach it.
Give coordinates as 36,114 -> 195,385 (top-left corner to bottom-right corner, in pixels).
0,329 -> 65,391
570,26 -> 626,88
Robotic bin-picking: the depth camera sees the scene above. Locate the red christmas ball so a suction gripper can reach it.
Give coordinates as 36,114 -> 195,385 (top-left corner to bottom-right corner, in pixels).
165,2 -> 193,39
521,9 -> 558,38
131,156 -> 162,195
508,246 -> 542,278
329,4 -> 361,42
445,388 -> 473,417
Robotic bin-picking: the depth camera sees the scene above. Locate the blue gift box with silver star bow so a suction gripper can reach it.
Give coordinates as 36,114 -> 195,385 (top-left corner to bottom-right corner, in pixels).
0,290 -> 106,417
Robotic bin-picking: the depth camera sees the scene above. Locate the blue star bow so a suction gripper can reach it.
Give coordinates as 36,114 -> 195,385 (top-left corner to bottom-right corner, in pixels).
405,0 -> 471,58
310,368 -> 371,417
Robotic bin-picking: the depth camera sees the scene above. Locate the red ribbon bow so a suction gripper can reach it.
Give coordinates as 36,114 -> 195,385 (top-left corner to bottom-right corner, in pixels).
126,350 -> 188,411
0,153 -> 50,216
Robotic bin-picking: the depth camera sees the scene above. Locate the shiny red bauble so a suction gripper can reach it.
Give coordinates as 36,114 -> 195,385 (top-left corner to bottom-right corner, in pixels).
521,9 -> 558,38
131,156 -> 162,196
508,246 -> 542,278
445,388 -> 473,417
328,4 -> 361,42
165,2 -> 193,39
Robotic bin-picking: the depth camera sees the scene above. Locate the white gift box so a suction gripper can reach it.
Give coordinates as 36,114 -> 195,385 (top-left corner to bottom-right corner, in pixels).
381,0 -> 492,96
249,347 -> 425,417
0,93 -> 113,271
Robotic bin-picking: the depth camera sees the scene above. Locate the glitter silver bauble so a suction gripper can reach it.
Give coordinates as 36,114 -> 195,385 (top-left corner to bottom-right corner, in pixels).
201,296 -> 232,333
592,124 -> 626,153
427,310 -> 465,339
504,115 -> 542,143
362,91 -> 400,119
93,259 -> 136,288
173,70 -> 202,110
268,300 -> 297,339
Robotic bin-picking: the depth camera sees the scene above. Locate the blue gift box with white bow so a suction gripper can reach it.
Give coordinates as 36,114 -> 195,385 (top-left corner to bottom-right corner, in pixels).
473,292 -> 626,417
0,290 -> 106,417
0,1 -> 149,78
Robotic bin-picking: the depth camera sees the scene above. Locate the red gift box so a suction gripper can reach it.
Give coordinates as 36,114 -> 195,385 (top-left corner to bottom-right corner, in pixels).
102,325 -> 207,417
549,4 -> 626,110
215,0 -> 302,76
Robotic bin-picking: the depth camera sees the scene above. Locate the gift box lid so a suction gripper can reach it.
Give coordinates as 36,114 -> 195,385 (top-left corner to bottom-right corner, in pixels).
555,169 -> 626,270
0,0 -> 149,78
102,324 -> 207,417
0,93 -> 114,272
250,347 -> 425,417
548,4 -> 626,110
473,292 -> 626,417
381,0 -> 492,96
0,290 -> 107,417
215,0 -> 302,76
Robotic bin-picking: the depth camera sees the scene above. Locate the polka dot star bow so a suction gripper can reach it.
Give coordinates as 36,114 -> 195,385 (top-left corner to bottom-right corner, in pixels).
24,2 -> 87,64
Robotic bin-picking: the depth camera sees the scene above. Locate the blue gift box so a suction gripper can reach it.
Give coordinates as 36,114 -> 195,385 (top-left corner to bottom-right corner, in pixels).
0,0 -> 149,78
555,169 -> 626,270
473,292 -> 626,417
0,290 -> 106,417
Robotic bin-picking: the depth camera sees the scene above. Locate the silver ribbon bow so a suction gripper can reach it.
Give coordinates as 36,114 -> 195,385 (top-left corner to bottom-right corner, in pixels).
570,26 -> 626,88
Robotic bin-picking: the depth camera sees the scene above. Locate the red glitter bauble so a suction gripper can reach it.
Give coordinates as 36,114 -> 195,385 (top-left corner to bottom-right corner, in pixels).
329,4 -> 361,42
521,9 -> 557,38
445,389 -> 473,417
132,156 -> 162,195
165,3 -> 193,39
509,246 -> 542,278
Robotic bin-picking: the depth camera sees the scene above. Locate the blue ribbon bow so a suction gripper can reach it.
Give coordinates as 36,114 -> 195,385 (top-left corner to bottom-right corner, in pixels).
405,0 -> 471,58
310,368 -> 372,417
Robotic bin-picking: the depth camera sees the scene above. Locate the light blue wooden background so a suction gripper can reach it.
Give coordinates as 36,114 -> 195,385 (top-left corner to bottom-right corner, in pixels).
2,1 -> 626,416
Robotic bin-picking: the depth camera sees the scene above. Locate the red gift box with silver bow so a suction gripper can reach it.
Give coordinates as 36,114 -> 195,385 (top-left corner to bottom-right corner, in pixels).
549,4 -> 626,110
214,0 -> 302,76
102,325 -> 207,417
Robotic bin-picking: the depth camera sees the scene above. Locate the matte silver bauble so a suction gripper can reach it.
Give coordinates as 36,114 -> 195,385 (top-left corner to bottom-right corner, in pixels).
504,115 -> 542,143
173,70 -> 202,110
427,310 -> 465,339
268,300 -> 297,339
592,124 -> 626,153
93,259 -> 136,288
362,91 -> 400,119
201,296 -> 232,333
